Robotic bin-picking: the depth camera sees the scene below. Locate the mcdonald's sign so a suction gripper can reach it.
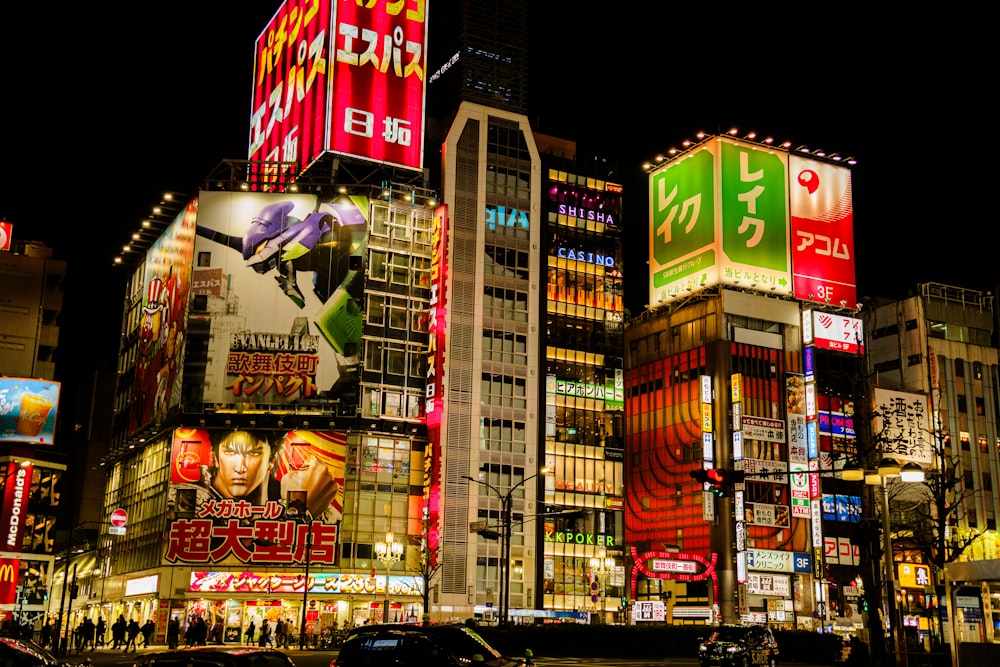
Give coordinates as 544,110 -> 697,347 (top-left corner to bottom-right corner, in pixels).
0,461 -> 33,552
0,558 -> 19,605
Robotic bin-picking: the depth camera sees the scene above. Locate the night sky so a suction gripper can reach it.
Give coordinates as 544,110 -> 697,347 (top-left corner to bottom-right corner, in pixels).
1,3 -> 994,411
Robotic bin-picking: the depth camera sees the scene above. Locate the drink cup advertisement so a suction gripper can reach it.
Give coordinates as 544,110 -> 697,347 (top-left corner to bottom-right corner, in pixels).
0,378 -> 60,444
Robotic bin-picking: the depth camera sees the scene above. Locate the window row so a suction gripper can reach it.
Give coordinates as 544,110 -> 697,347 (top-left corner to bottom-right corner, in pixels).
364,386 -> 425,419
368,251 -> 432,289
483,287 -> 529,321
366,293 -> 430,333
485,244 -> 530,279
481,373 -> 527,408
482,329 -> 528,366
363,337 -> 427,375
370,203 -> 434,247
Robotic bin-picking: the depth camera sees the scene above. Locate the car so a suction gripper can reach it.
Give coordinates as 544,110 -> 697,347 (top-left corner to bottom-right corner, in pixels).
0,637 -> 70,666
698,624 -> 779,667
331,622 -> 525,667
129,646 -> 297,667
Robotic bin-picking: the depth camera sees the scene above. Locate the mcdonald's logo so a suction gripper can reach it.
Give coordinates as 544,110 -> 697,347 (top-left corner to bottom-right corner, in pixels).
0,563 -> 15,584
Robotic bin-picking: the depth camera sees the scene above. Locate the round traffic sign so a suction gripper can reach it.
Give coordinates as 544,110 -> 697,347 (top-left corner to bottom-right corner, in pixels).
110,508 -> 128,527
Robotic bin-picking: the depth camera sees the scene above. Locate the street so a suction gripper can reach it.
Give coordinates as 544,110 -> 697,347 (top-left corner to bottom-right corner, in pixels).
52,646 -> 836,667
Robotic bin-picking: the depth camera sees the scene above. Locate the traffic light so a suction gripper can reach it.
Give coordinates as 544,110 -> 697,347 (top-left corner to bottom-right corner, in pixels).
706,468 -> 728,497
689,467 -> 744,497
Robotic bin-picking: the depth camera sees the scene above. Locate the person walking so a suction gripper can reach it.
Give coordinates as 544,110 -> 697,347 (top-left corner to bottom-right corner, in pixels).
95,617 -> 106,648
167,617 -> 180,650
258,620 -> 271,648
41,621 -> 52,649
124,618 -> 141,653
82,618 -> 96,652
112,615 -> 127,650
141,619 -> 155,648
244,620 -> 255,646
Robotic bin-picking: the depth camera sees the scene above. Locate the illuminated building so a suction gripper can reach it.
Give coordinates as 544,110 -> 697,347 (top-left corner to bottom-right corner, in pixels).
625,133 -> 861,629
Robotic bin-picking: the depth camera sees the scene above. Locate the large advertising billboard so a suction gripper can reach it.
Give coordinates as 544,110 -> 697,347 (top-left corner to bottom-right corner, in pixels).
194,191 -> 367,408
789,156 -> 856,306
329,0 -> 427,170
0,379 -> 60,445
130,199 -> 197,433
649,137 -> 791,307
873,388 -> 933,466
250,0 -> 428,176
250,0 -> 333,176
165,428 -> 345,566
648,136 -> 855,309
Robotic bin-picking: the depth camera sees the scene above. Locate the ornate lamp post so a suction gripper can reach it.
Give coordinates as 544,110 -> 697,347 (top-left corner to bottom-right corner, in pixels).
374,532 -> 403,623
589,549 -> 615,623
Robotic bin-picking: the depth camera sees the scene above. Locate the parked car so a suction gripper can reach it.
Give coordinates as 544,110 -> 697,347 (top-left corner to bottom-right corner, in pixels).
698,624 -> 779,667
331,622 -> 525,667
0,637 -> 68,667
129,646 -> 297,667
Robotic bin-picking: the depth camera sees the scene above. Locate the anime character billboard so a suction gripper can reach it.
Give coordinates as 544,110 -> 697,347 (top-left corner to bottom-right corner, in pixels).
129,199 -> 197,433
193,191 -> 367,407
165,427 -> 345,566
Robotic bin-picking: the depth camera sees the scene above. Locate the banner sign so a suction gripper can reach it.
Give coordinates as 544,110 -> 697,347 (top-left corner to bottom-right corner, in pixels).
0,379 -> 60,444
189,571 -> 423,596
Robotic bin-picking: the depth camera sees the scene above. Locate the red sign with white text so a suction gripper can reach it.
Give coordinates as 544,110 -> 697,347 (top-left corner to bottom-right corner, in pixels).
250,0 -> 333,175
0,557 -> 19,605
329,0 -> 427,170
789,156 -> 856,307
0,461 -> 33,552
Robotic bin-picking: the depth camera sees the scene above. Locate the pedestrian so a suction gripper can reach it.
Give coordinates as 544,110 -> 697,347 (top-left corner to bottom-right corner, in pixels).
112,615 -> 127,649
124,618 -> 141,653
82,617 -> 96,652
258,620 -> 271,648
41,621 -> 52,649
245,620 -> 256,646
141,619 -> 155,648
73,621 -> 85,654
167,617 -> 180,649
274,619 -> 285,649
95,617 -> 106,648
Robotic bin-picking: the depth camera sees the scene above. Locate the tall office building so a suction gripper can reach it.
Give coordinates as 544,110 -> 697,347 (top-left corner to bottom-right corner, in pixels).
0,238 -> 69,628
624,133 -> 866,630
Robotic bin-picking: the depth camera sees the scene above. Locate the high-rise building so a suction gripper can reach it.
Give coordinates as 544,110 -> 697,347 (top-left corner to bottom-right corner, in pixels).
0,239 -> 70,630
624,133 -> 864,630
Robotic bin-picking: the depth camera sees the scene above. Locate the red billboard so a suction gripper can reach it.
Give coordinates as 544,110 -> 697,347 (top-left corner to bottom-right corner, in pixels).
789,156 -> 856,307
0,461 -> 33,552
0,558 -> 18,606
250,0 -> 427,176
422,204 -> 447,568
329,0 -> 427,170
250,0 -> 333,174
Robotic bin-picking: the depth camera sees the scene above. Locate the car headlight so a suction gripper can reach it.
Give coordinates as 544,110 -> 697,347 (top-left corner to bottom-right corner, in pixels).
699,643 -> 707,651
726,646 -> 739,654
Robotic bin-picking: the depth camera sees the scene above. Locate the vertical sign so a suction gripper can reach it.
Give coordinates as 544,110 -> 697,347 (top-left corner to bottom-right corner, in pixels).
423,204 -> 448,568
0,461 -> 33,552
789,156 -> 856,307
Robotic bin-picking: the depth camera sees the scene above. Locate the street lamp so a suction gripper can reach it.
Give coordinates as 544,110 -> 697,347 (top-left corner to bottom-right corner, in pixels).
462,468 -> 547,626
285,491 -> 313,651
589,550 -> 615,623
850,457 -> 909,667
374,532 -> 403,623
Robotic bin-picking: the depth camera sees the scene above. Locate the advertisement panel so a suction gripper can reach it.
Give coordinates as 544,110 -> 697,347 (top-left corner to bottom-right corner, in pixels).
648,143 -> 719,305
194,191 -> 367,407
423,204 -> 447,568
249,0 -> 333,177
0,461 -> 33,553
329,0 -> 428,170
789,155 -> 856,306
804,310 -> 864,354
873,388 -> 933,465
0,558 -> 18,606
0,379 -> 59,444
0,222 -> 11,251
130,200 -> 197,433
718,138 -> 791,290
165,428 -> 346,566
189,571 -> 422,596
648,137 -> 792,307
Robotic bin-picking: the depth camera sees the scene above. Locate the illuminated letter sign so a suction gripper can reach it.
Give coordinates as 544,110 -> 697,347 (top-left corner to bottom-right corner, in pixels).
1,462 -> 33,552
